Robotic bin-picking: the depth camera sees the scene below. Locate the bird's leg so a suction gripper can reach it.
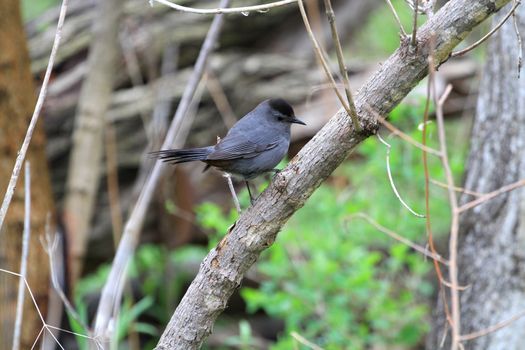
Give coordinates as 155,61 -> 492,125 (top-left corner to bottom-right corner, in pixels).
245,180 -> 255,205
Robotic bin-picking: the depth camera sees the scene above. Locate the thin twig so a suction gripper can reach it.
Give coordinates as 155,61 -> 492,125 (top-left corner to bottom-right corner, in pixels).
323,0 -> 360,131
411,0 -> 419,48
457,178 -> 525,213
224,173 -> 241,213
0,0 -> 68,233
512,0 -> 523,77
297,0 -> 360,130
385,0 -> 408,36
43,230 -> 91,333
450,0 -> 521,57
430,178 -> 483,197
422,37 -> 454,333
368,107 -> 442,156
0,268 -> 101,349
434,80 -> 461,350
291,331 -> 325,350
376,134 -> 426,218
460,309 -> 525,341
12,162 -> 32,350
151,0 -> 296,14
349,213 -> 448,264
93,0 -> 231,342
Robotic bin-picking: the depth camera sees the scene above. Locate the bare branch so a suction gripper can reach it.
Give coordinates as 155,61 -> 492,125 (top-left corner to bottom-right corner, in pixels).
460,309 -> 525,341
349,213 -> 448,264
451,0 -> 521,58
151,0 -> 296,14
457,178 -> 525,213
0,0 -> 68,233
323,0 -> 360,131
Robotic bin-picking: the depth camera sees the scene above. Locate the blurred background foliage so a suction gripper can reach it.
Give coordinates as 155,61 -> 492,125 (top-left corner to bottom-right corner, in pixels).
18,0 -> 477,348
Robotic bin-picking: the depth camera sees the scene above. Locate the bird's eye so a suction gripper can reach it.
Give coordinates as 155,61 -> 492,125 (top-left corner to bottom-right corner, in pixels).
277,116 -> 284,121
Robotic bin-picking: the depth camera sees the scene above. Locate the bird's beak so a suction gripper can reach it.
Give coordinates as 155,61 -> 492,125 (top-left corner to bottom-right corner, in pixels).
290,116 -> 306,125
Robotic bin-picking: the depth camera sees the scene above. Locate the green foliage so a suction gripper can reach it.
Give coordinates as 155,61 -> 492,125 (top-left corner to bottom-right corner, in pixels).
21,0 -> 59,21
196,96 -> 467,349
353,0 -> 421,58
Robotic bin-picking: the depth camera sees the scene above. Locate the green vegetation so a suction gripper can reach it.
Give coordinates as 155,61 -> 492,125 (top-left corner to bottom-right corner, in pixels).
21,0 -> 58,21
74,95 -> 468,349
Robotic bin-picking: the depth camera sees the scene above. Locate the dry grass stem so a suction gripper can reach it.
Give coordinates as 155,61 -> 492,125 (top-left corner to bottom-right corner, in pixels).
323,0 -> 360,131
367,107 -> 442,156
12,162 -> 32,350
297,0 -> 360,131
430,178 -> 483,197
433,79 -> 460,349
291,331 -> 325,350
151,0 -> 296,14
451,0 -> 521,57
43,230 -> 91,333
421,39 -> 454,334
0,0 -> 68,233
385,0 -> 408,36
0,268 -> 100,349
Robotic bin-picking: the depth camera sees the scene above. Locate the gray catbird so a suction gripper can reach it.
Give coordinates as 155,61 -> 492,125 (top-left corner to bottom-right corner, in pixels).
153,98 -> 306,201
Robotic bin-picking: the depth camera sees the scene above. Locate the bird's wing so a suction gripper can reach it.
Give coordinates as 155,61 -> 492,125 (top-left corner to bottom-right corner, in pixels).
206,133 -> 279,160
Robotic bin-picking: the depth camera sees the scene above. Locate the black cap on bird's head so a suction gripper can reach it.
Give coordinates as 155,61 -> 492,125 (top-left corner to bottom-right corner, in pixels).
267,98 -> 306,125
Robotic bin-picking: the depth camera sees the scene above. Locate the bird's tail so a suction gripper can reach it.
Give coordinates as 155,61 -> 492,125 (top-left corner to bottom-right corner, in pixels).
151,147 -> 212,164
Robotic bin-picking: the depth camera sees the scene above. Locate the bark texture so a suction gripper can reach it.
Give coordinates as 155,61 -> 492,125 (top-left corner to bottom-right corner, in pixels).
0,0 -> 55,348
155,0 -> 512,349
427,3 -> 525,349
63,0 -> 124,285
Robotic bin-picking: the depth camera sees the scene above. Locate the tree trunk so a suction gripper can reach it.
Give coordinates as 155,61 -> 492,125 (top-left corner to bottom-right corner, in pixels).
427,3 -> 525,349
63,0 -> 124,285
0,1 -> 55,348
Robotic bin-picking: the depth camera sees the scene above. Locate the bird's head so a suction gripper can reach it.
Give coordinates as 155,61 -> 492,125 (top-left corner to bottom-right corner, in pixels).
267,98 -> 306,126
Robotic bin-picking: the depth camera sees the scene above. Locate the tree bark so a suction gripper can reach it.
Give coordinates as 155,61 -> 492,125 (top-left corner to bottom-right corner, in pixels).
427,3 -> 525,349
0,1 -> 55,348
63,0 -> 124,285
155,0 -> 512,349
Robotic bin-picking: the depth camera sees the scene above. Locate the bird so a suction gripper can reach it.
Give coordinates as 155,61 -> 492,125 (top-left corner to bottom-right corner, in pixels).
152,98 -> 306,202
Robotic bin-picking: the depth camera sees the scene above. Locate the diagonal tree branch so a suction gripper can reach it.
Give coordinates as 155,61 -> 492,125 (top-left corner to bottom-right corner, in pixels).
155,0 -> 512,349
